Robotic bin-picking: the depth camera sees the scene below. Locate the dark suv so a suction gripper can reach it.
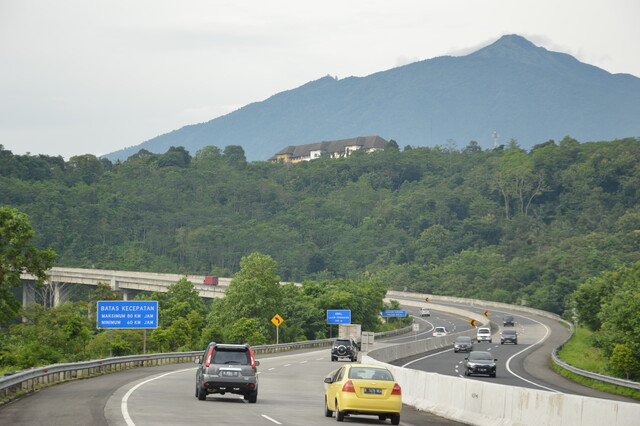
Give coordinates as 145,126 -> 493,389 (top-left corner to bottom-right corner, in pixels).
331,338 -> 359,362
195,343 -> 260,403
503,315 -> 514,327
500,329 -> 518,344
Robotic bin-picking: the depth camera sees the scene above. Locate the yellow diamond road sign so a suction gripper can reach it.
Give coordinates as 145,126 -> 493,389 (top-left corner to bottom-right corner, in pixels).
271,314 -> 284,327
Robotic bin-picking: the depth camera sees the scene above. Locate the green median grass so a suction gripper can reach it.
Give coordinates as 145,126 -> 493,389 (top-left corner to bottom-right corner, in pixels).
558,327 -> 609,374
555,326 -> 640,400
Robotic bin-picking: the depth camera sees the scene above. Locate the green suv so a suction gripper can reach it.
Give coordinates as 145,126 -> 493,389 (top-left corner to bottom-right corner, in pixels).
195,343 -> 260,403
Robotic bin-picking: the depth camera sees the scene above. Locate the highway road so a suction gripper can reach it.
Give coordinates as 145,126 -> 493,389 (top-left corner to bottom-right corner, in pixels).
0,347 -> 464,426
389,298 -> 638,404
2,302 -> 636,425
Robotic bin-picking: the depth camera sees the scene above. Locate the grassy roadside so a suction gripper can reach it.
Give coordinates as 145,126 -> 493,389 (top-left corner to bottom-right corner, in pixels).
555,326 -> 640,400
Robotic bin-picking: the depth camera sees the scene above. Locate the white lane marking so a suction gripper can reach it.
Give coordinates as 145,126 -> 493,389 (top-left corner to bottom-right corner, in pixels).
262,414 -> 283,424
401,348 -> 451,367
121,367 -> 193,426
268,367 -> 275,371
504,315 -> 558,392
300,360 -> 307,364
284,364 -> 291,367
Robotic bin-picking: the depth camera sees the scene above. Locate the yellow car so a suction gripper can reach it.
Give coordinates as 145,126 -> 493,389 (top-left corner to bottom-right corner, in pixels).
324,364 -> 402,424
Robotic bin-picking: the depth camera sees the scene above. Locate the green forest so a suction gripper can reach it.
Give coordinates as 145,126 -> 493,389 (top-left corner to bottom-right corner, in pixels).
1,137 -> 639,377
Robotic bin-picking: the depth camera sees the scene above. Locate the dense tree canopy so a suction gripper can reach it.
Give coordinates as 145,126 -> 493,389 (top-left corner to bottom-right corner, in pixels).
573,262 -> 640,380
0,137 -> 638,317
1,136 -> 639,379
0,207 -> 56,323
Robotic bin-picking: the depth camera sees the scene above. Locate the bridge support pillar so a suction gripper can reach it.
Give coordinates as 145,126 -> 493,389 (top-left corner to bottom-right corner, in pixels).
22,280 -> 36,307
52,282 -> 71,307
122,289 -> 130,301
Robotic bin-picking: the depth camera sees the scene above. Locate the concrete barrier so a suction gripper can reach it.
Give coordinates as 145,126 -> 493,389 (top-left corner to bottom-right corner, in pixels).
363,355 -> 640,426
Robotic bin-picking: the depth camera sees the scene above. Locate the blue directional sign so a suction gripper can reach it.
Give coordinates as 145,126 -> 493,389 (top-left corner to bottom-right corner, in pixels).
381,310 -> 407,317
327,309 -> 351,324
97,301 -> 158,329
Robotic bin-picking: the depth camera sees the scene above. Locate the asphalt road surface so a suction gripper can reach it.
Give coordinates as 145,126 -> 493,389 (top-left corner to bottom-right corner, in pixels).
0,348 -> 464,426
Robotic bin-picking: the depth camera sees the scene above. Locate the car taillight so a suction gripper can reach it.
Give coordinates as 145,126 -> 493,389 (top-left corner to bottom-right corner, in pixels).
342,380 -> 355,393
391,383 -> 402,395
205,346 -> 214,367
249,348 -> 256,369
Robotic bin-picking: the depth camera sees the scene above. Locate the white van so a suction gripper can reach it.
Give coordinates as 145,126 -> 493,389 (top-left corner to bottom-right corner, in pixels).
476,327 -> 492,343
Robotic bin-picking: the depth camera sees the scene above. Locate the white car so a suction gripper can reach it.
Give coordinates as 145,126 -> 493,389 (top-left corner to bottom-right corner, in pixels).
420,307 -> 431,317
476,327 -> 492,343
433,326 -> 447,337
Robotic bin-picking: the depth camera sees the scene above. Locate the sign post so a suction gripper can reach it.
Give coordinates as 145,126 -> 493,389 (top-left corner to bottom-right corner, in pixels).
271,314 -> 284,344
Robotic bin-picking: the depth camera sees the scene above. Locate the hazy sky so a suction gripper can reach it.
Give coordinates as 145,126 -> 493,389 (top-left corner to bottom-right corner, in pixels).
1,0 -> 638,160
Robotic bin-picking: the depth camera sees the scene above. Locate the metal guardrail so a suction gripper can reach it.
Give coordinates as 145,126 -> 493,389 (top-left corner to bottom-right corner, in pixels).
0,325 -> 413,400
551,319 -> 640,391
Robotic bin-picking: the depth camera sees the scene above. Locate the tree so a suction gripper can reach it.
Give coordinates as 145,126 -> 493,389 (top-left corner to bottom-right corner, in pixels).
66,154 -> 105,185
193,146 -> 223,170
490,148 -> 544,218
157,146 -> 191,168
226,318 -> 268,345
609,343 -> 640,380
463,140 -> 482,154
385,140 -> 400,152
597,262 -> 640,355
212,253 -> 283,342
223,145 -> 247,167
0,208 -> 56,323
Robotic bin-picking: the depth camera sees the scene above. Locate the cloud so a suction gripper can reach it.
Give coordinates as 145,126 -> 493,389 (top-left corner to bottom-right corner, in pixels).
395,55 -> 422,67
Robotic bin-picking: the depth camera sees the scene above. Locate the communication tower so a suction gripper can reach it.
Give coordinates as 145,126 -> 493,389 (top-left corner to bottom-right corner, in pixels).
492,131 -> 499,148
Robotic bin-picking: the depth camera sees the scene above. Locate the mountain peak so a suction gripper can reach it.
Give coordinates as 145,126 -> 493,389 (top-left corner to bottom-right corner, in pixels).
492,34 -> 537,49
471,34 -> 541,59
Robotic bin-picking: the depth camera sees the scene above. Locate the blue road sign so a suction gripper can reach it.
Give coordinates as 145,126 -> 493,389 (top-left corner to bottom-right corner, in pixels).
97,301 -> 158,329
327,309 -> 351,324
381,310 -> 407,317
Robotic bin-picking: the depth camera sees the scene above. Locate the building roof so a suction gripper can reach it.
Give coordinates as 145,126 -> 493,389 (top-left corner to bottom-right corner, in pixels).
271,136 -> 388,160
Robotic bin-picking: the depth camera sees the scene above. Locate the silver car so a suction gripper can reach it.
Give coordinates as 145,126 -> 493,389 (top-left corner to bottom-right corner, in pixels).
195,343 -> 260,403
453,336 -> 474,352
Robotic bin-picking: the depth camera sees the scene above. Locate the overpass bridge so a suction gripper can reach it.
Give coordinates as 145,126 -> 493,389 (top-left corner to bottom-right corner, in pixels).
20,267 -> 231,307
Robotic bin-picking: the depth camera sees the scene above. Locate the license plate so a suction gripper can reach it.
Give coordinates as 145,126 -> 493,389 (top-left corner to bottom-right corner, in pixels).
221,370 -> 239,377
364,388 -> 382,394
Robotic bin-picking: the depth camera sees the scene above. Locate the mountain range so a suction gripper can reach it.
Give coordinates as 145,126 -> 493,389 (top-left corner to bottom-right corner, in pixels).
103,34 -> 640,162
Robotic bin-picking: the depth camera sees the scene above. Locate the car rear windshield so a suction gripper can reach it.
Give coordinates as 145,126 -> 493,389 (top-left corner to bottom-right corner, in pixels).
348,367 -> 393,381
435,327 -> 446,332
335,339 -> 351,345
213,350 -> 249,364
502,330 -> 517,335
456,337 -> 472,343
478,328 -> 490,333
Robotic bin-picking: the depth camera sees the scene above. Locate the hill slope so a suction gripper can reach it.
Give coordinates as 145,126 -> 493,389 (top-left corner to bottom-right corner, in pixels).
104,35 -> 640,162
